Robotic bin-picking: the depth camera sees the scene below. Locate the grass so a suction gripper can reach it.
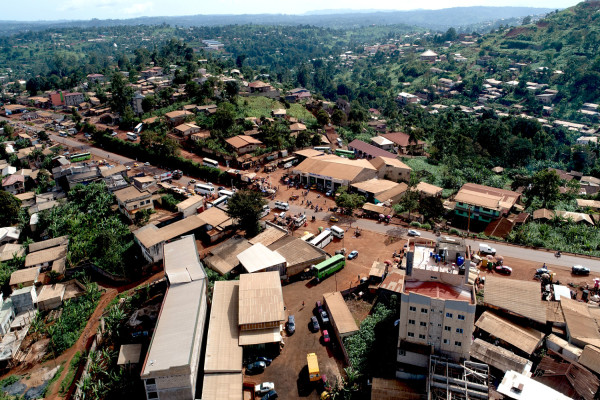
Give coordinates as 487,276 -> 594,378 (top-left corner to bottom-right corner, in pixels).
401,157 -> 443,186
237,97 -> 316,123
59,351 -> 83,395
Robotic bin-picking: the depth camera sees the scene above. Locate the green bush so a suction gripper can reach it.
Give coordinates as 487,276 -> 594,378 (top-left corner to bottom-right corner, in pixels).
449,228 -> 461,235
421,223 -> 431,230
409,221 -> 421,227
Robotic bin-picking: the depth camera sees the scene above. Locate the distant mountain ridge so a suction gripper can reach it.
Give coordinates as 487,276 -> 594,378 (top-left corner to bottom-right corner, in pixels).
0,6 -> 552,35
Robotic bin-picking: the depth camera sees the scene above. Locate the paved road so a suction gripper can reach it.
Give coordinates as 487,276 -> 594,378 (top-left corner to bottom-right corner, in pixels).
49,133 -> 135,165
278,202 -> 600,272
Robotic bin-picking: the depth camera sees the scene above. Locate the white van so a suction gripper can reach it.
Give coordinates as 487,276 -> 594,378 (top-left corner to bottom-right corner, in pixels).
260,204 -> 270,218
194,183 -> 215,195
479,243 -> 496,255
331,225 -> 344,239
274,201 -> 289,210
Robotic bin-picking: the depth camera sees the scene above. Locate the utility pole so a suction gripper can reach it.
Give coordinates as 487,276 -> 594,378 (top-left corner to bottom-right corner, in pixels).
467,205 -> 472,236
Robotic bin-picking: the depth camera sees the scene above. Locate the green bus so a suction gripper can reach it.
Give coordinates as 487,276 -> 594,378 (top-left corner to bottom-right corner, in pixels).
313,254 -> 346,282
69,152 -> 91,162
335,149 -> 355,159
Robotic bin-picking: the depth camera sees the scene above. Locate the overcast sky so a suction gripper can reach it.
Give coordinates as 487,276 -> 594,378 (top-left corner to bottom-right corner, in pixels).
2,0 -> 581,21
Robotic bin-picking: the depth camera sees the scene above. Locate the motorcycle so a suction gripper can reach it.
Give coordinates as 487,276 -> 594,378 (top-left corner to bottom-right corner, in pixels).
555,251 -> 561,258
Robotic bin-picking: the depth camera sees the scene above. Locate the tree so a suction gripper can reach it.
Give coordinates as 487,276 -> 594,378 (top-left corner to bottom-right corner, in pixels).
420,196 -> 445,222
109,72 -> 134,115
335,187 -> 366,215
226,190 -> 266,236
529,169 -> 561,208
0,191 -> 21,226
316,109 -> 330,126
212,102 -> 236,134
331,109 -> 346,126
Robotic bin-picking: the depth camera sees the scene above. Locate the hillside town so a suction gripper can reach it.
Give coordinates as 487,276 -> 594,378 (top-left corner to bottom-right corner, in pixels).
0,2 -> 600,400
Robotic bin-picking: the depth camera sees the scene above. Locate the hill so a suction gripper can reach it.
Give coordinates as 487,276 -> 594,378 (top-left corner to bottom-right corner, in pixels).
0,6 -> 551,35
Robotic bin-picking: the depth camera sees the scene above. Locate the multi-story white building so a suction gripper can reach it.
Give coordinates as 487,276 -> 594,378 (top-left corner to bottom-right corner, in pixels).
396,239 -> 476,379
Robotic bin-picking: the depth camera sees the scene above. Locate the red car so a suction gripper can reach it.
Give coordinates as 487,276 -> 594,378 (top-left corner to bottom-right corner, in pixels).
495,265 -> 512,275
322,329 -> 330,343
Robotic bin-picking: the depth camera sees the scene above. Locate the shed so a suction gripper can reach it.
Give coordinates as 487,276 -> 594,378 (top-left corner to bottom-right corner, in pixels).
117,343 -> 143,366
37,283 -> 66,311
9,267 -> 40,289
475,311 -> 544,356
469,338 -> 531,374
237,243 -> 287,275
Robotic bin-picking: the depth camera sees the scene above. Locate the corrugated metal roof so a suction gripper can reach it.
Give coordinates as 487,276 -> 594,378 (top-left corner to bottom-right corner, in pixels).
561,298 -> 600,347
475,311 -> 543,355
238,271 -> 285,326
24,245 -> 67,267
163,235 -> 206,284
202,373 -> 242,400
204,281 -> 242,373
323,292 -> 359,336
483,275 -> 546,324
579,345 -> 600,375
470,338 -> 530,373
237,243 -> 286,274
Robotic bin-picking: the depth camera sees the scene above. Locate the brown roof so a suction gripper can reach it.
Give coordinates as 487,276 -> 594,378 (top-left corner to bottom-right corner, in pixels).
579,345 -> 600,375
204,281 -> 243,373
536,352 -> 600,400
268,235 -> 327,268
202,373 -> 242,400
323,291 -> 359,335
0,243 -> 25,262
37,283 -> 66,303
379,269 -> 404,294
381,132 -> 425,147
289,123 -> 306,131
238,272 -> 284,326
248,80 -> 270,88
351,178 -> 403,196
348,139 -> 397,159
134,214 -> 207,248
9,267 -> 40,286
225,135 -> 263,149
533,208 -> 555,220
416,181 -> 443,196
455,183 -> 520,212
483,275 -> 546,324
561,298 -> 600,347
100,164 -> 127,177
164,110 -> 193,120
249,226 -> 288,247
205,237 -> 252,275
2,174 -> 25,186
24,245 -> 68,267
475,311 -> 544,355
470,338 -> 531,373
114,186 -> 150,203
483,217 -> 514,239
294,155 -> 377,182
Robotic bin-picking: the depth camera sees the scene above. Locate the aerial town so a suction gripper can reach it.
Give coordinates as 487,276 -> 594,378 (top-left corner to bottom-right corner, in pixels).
0,1 -> 599,399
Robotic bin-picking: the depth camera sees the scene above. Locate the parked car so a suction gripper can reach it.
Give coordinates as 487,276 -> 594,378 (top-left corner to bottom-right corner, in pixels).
320,310 -> 330,325
144,162 -> 150,166
479,243 -> 496,255
255,356 -> 272,366
572,265 -> 591,275
330,216 -> 339,222
407,229 -> 421,237
111,131 -> 118,136
286,315 -> 295,335
189,179 -> 196,184
494,265 -> 512,275
347,250 -> 359,260
246,361 -> 266,375
325,191 -> 332,197
261,390 -> 278,400
322,330 -> 330,343
125,166 -> 131,171
534,267 -> 550,279
310,316 -> 320,332
255,382 -> 275,395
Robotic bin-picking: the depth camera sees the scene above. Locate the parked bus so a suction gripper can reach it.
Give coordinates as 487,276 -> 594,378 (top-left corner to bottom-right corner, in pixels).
313,254 -> 346,281
194,183 -> 216,195
307,353 -> 320,382
334,149 -> 355,159
309,230 -> 332,249
203,158 -> 219,168
134,123 -> 143,134
69,152 -> 91,162
219,189 -> 235,198
330,225 -> 344,239
208,195 -> 228,208
313,146 -> 331,154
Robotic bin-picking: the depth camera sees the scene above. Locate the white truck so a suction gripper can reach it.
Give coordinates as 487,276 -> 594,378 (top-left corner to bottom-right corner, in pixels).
479,243 -> 496,256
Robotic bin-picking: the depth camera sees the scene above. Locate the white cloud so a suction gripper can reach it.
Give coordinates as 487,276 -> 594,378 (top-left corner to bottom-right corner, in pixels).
123,2 -> 154,15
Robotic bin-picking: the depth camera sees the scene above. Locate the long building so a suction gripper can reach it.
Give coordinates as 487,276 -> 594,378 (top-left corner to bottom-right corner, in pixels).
140,235 -> 208,400
292,154 -> 378,190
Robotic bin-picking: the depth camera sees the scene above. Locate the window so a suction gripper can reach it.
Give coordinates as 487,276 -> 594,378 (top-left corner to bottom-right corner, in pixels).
420,321 -> 427,327
419,334 -> 426,339
409,306 -> 416,312
398,349 -> 406,356
408,332 -> 415,337
443,339 -> 449,344
409,319 -> 415,325
456,328 -> 463,334
444,326 -> 451,331
148,392 -> 158,399
455,341 -> 462,347
146,379 -> 156,386
446,312 -> 453,318
421,308 -> 428,314
458,315 -> 465,320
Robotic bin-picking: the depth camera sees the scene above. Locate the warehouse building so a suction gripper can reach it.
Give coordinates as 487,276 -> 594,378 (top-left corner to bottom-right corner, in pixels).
237,243 -> 287,276
268,235 -> 327,279
350,178 -> 408,205
292,154 -> 378,190
140,235 -> 207,400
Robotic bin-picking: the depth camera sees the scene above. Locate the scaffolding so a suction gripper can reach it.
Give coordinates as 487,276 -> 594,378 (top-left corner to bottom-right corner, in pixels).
428,355 -> 489,400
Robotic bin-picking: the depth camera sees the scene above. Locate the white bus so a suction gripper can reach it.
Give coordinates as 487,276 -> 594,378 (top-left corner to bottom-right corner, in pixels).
309,230 -> 333,249
208,195 -> 228,208
330,225 -> 344,239
219,189 -> 235,198
194,183 -> 215,195
134,123 -> 143,134
314,146 -> 331,154
203,158 -> 219,168
274,201 -> 289,210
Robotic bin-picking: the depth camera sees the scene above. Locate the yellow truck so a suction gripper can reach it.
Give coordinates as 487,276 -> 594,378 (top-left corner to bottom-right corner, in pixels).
307,353 -> 320,382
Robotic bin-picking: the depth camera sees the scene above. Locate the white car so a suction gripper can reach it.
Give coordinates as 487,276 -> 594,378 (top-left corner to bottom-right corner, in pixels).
144,162 -> 151,166
407,229 -> 421,237
255,382 -> 275,395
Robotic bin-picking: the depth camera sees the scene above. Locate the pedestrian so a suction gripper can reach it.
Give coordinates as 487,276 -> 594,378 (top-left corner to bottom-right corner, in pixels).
302,301 -> 305,307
